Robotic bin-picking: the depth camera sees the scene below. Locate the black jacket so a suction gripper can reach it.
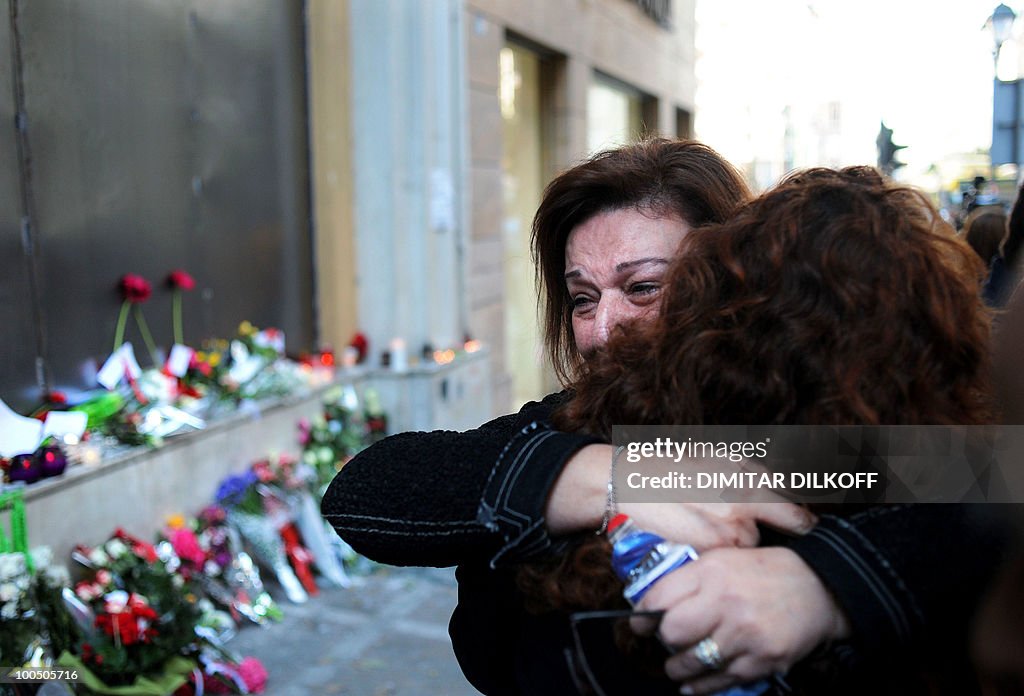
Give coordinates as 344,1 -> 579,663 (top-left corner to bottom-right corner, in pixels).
322,393 -> 1011,694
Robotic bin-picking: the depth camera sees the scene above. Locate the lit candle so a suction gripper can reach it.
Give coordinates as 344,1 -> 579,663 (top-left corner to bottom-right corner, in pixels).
341,346 -> 359,369
390,338 -> 408,372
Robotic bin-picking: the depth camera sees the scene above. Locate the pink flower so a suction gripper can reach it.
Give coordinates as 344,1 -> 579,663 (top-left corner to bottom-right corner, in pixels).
170,528 -> 206,566
167,269 -> 196,291
238,657 -> 268,693
119,274 -> 152,303
75,581 -> 100,601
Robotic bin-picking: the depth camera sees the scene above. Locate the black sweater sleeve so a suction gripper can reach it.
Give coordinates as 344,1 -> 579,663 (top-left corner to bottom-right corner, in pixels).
320,391 -> 602,568
785,504 -> 1013,664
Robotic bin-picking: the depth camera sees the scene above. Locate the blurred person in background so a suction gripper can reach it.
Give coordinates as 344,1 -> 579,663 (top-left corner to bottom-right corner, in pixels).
985,183 -> 1024,308
972,283 -> 1024,696
964,205 -> 1007,269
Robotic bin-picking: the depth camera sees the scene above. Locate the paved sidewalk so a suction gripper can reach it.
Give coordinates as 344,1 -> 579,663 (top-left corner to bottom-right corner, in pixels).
227,566 -> 480,695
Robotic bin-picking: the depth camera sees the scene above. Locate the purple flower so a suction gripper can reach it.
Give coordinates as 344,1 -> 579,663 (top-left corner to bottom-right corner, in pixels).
215,471 -> 258,506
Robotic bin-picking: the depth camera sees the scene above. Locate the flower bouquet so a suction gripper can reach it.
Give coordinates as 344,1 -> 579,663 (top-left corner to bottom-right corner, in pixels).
255,453 -> 351,588
185,322 -> 302,413
299,386 -> 373,494
162,510 -> 281,626
0,551 -> 40,665
215,473 -> 308,604
58,529 -> 202,693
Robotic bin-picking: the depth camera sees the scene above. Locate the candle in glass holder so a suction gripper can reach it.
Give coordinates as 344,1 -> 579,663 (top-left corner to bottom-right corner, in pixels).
389,338 -> 408,372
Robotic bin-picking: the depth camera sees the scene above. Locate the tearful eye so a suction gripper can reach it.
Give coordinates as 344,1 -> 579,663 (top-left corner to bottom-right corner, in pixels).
629,283 -> 660,296
572,295 -> 595,311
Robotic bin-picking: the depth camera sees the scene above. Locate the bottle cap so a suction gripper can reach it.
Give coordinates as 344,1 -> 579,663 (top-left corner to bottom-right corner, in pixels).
606,513 -> 630,534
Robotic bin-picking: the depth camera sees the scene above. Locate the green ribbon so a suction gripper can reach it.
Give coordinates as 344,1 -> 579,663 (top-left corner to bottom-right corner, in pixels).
0,489 -> 33,573
57,652 -> 196,695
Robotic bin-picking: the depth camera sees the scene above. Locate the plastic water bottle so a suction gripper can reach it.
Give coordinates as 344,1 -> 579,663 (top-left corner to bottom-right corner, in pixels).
607,513 -> 776,696
607,513 -> 699,604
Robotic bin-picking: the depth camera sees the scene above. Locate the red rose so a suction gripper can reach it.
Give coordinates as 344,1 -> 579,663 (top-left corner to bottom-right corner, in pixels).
349,332 -> 368,362
167,269 -> 196,291
120,274 -> 152,303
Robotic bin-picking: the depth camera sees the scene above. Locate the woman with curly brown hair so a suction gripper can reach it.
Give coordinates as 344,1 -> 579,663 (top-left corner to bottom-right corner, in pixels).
543,167 -> 1009,694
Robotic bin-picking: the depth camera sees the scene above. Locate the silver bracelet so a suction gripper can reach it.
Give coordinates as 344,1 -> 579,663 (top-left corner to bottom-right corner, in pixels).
597,445 -> 624,535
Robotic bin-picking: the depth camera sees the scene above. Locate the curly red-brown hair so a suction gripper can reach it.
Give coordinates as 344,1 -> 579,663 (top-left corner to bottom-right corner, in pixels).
521,166 -> 995,613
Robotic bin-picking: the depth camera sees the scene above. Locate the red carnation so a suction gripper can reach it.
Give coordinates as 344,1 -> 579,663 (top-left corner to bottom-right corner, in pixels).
119,274 -> 152,303
167,269 -> 195,291
348,332 -> 368,363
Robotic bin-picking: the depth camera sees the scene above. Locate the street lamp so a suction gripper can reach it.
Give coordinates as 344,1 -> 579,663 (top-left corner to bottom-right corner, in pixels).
988,4 -> 1018,185
990,3 -> 1017,72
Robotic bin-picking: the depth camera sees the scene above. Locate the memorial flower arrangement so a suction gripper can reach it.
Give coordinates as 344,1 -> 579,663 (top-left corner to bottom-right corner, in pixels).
0,551 -> 40,664
0,547 -> 76,668
161,510 -> 282,626
59,529 -> 203,689
299,386 -> 375,493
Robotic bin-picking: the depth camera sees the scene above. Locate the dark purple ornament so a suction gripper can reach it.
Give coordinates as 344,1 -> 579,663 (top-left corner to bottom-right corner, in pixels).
8,453 -> 42,484
38,446 -> 67,478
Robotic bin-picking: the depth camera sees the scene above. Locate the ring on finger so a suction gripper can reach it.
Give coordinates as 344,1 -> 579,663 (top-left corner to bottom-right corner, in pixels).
693,637 -> 724,671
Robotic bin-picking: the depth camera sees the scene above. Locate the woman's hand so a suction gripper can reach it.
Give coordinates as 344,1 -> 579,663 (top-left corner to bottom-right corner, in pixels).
545,444 -> 816,550
634,546 -> 851,695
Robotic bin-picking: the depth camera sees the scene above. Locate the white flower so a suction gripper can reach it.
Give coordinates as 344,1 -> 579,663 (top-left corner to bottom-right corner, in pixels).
103,590 -> 129,612
105,539 -> 129,559
0,583 -> 19,603
172,574 -> 184,588
43,565 -> 71,588
1,601 -> 17,619
29,547 -> 53,570
0,553 -> 26,580
88,548 -> 110,567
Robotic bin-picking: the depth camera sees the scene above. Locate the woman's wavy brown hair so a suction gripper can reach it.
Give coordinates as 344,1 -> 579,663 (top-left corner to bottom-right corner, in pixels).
521,166 -> 995,613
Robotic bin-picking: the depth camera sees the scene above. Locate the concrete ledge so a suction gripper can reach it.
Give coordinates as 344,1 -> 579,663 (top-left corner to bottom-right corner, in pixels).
7,350 -> 493,564
19,386 -> 334,563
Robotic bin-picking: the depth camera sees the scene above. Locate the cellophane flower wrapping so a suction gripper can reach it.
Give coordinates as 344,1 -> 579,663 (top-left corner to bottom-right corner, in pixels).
163,508 -> 281,625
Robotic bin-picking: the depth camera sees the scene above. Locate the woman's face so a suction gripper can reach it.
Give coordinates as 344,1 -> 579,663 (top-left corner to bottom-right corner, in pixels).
565,208 -> 690,359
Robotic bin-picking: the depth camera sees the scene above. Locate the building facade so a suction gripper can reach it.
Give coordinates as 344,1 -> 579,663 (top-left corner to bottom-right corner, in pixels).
313,0 -> 698,417
2,0 -> 697,424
